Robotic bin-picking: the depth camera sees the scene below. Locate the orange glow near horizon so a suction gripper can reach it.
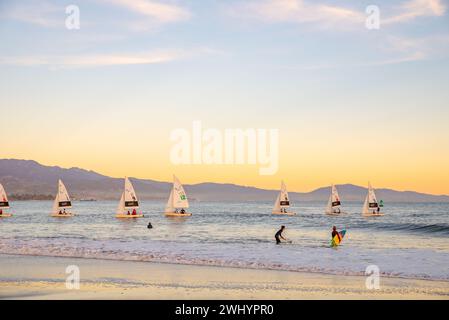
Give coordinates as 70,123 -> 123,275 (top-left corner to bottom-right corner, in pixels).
1,148 -> 448,195
2,115 -> 449,195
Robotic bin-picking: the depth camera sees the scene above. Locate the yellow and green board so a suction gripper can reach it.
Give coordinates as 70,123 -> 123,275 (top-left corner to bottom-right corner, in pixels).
331,229 -> 346,247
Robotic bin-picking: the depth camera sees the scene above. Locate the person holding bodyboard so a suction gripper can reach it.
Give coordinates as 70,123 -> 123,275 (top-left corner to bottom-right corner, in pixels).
331,226 -> 346,247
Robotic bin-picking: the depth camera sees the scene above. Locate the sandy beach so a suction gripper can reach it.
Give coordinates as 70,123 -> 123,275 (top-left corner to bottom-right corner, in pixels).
0,254 -> 448,300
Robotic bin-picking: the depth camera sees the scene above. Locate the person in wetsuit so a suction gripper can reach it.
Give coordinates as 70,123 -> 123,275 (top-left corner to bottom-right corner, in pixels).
332,226 -> 341,242
275,225 -> 286,244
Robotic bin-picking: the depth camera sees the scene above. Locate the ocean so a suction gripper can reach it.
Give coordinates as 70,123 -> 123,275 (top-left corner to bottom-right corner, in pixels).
1,200 -> 448,281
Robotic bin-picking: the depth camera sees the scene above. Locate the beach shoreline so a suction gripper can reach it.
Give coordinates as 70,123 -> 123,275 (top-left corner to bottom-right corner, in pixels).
1,254 -> 448,300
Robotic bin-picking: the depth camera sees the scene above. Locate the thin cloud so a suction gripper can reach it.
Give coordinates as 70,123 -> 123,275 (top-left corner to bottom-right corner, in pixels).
0,47 -> 222,68
289,34 -> 449,70
383,34 -> 449,59
1,2 -> 62,27
284,52 -> 425,71
107,0 -> 191,23
383,0 -> 446,25
0,51 -> 182,68
2,0 -> 190,30
226,0 -> 446,28
226,0 -> 365,28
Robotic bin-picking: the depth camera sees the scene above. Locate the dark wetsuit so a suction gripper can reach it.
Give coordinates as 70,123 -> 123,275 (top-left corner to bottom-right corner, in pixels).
275,229 -> 284,244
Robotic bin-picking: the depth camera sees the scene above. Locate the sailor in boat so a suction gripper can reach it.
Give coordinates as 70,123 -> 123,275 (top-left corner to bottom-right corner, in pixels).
127,210 -> 130,215
275,226 -> 286,244
333,208 -> 341,214
180,209 -> 185,214
132,208 -> 137,215
332,226 -> 341,242
59,210 -> 62,215
63,209 -> 66,214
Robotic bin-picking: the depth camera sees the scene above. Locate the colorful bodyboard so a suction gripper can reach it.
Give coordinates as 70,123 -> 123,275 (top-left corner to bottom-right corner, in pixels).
331,229 -> 346,247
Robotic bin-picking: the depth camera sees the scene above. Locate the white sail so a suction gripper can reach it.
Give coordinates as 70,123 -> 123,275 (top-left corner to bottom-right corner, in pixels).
272,193 -> 281,212
165,188 -> 175,213
172,175 -> 189,209
368,183 -> 378,207
116,192 -> 125,215
52,179 -> 72,214
123,177 -> 139,210
363,183 -> 380,214
279,181 -> 290,208
272,181 -> 291,213
362,194 -> 369,214
326,184 -> 342,214
0,183 -> 10,210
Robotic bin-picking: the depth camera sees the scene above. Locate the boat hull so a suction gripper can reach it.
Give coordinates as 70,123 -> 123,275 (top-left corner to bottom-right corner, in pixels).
165,212 -> 192,217
116,214 -> 144,218
51,213 -> 73,217
362,213 -> 385,217
272,211 -> 296,216
326,211 -> 347,216
0,214 -> 12,218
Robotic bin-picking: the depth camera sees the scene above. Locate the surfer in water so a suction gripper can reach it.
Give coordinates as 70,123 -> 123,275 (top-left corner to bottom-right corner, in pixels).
275,226 -> 287,244
332,226 -> 341,242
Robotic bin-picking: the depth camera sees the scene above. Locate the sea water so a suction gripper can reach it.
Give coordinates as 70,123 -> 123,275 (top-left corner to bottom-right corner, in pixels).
0,201 -> 448,280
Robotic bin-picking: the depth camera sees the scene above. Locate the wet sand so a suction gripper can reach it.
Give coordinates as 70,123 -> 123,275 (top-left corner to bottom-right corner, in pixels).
1,254 -> 448,299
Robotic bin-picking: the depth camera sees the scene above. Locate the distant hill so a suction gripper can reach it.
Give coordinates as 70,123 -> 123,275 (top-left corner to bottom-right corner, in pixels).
1,159 -> 448,202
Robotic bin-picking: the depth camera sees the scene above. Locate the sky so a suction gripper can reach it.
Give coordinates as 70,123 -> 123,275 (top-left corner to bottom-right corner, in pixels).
0,0 -> 449,195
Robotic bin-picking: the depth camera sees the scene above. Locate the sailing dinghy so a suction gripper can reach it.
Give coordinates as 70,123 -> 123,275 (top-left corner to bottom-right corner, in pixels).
272,181 -> 295,216
325,184 -> 345,215
51,179 -> 74,217
362,183 -> 384,216
0,183 -> 12,217
116,177 -> 144,218
165,175 -> 192,217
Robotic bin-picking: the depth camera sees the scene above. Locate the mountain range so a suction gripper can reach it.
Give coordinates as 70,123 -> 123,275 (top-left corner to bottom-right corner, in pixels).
1,159 -> 448,202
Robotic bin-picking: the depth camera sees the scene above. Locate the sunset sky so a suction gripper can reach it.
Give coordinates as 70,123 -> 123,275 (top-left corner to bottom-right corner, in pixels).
1,0 -> 449,194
